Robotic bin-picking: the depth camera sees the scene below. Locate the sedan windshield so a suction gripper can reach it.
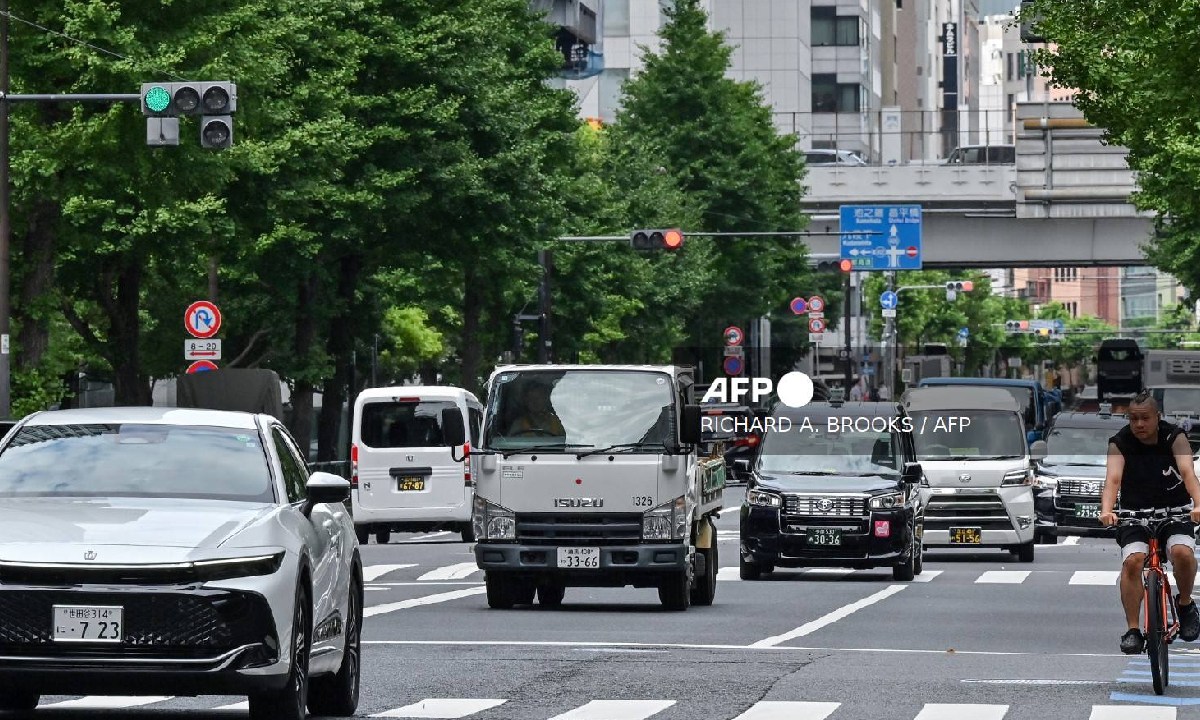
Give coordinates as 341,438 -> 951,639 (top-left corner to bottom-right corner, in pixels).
910,411 -> 1026,460
0,424 -> 274,502
757,421 -> 900,477
484,370 -> 674,452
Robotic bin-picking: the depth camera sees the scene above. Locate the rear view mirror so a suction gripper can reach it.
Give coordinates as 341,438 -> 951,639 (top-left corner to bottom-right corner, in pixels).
680,404 -> 702,445
901,461 -> 923,485
441,408 -> 466,447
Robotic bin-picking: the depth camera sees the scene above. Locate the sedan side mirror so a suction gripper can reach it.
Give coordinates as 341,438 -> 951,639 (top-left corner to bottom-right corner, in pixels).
303,471 -> 351,517
901,461 -> 923,485
441,408 -> 466,447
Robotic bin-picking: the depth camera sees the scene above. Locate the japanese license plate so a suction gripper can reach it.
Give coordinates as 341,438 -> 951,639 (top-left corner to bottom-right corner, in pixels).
1074,503 -> 1101,519
949,526 -> 982,544
52,605 -> 123,643
397,476 -> 425,492
806,528 -> 843,546
557,547 -> 600,569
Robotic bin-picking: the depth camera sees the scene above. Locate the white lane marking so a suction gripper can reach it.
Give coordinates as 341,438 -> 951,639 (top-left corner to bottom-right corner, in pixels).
364,587 -> 487,617
214,701 -> 250,711
912,570 -> 943,583
548,700 -> 675,720
1063,535 -> 1081,546
975,571 -> 1030,584
368,581 -> 483,588
717,567 -> 741,582
1070,570 -> 1120,586
1090,707 -> 1176,719
804,568 -> 855,576
730,700 -> 841,720
914,704 -> 1008,720
402,531 -> 454,542
372,698 -> 507,718
363,564 -> 419,582
749,585 -> 908,648
418,562 -> 480,581
41,697 -> 172,709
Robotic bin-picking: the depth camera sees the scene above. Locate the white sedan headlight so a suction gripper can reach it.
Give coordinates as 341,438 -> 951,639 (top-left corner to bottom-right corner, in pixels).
473,496 -> 516,541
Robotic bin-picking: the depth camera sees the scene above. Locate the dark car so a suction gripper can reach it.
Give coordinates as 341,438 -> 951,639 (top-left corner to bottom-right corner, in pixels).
738,401 -> 925,581
1097,338 -> 1144,400
1033,410 -> 1127,541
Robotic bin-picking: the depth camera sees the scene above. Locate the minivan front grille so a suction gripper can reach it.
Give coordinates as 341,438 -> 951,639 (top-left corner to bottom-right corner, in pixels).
783,494 -> 868,517
925,493 -> 1012,530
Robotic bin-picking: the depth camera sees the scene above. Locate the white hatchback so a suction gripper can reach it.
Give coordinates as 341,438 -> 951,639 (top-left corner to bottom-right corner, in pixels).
351,386 -> 482,544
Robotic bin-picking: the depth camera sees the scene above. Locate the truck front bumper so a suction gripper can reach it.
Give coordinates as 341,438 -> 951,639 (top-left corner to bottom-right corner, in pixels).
474,543 -> 689,588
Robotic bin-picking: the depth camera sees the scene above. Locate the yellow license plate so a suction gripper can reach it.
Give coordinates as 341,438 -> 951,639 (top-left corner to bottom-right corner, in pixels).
397,477 -> 425,491
949,527 -> 982,544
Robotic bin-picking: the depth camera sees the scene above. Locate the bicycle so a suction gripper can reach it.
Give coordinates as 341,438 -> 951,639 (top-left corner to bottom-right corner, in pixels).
1115,505 -> 1195,695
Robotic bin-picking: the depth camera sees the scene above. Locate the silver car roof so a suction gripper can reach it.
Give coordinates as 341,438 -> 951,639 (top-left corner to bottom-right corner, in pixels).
21,406 -> 262,430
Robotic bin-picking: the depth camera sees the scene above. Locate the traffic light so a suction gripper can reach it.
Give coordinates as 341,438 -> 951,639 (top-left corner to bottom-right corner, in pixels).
199,82 -> 236,149
945,280 -> 974,301
1035,327 -> 1052,338
140,81 -> 237,149
1005,320 -> 1030,333
630,228 -> 684,251
816,259 -> 853,272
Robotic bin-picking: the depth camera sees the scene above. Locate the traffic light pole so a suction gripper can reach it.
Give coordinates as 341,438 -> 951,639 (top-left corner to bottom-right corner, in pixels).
843,272 -> 853,394
537,249 -> 553,363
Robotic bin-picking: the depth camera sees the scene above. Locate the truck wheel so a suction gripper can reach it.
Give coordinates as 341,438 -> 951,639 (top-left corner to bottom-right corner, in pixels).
690,544 -> 717,606
913,533 -> 924,576
355,527 -> 369,545
658,570 -> 690,611
514,581 -> 536,606
460,524 -> 476,543
739,556 -> 762,581
1015,541 -> 1035,563
485,573 -> 516,609
537,581 -> 565,607
374,528 -> 390,545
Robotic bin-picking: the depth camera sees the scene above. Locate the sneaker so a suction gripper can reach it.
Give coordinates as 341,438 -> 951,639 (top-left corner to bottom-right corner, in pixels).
1178,595 -> 1200,641
1121,628 -> 1145,654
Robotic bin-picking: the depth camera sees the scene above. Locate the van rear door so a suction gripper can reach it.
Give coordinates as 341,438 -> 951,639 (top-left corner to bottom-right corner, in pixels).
357,398 -> 465,512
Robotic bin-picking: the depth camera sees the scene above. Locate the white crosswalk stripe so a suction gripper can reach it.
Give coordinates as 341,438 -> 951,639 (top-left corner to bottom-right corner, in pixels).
41,696 -> 172,709
215,701 -> 250,711
364,564 -> 419,582
418,562 -> 481,581
975,571 -> 1029,584
364,587 -> 488,617
372,698 -> 508,718
547,700 -> 676,720
912,570 -> 942,582
1070,570 -> 1120,586
912,705 -> 1007,720
729,701 -> 840,720
1089,707 -> 1176,719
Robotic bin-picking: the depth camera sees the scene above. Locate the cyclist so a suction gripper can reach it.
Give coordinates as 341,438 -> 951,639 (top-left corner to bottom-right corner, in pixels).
1099,390 -> 1200,653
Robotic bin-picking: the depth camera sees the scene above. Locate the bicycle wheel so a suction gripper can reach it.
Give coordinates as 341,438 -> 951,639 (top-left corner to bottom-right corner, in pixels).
1147,572 -> 1168,695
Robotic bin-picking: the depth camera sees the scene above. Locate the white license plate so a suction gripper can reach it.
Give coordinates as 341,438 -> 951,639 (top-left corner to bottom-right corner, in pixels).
557,547 -> 600,569
53,605 -> 124,643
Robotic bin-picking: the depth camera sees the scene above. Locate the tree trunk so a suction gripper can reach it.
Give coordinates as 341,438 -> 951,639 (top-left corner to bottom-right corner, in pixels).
16,199 -> 59,370
318,255 -> 361,462
110,262 -> 150,405
460,264 -> 482,395
288,274 -> 319,460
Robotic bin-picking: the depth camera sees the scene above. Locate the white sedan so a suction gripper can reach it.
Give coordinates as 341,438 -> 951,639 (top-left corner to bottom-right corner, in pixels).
0,407 -> 362,720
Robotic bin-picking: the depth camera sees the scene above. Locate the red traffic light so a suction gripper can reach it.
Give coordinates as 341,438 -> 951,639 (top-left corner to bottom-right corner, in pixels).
838,259 -> 853,272
663,229 -> 684,249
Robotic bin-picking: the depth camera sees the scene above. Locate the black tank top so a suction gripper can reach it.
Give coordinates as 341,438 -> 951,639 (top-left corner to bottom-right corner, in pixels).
1111,420 -> 1189,510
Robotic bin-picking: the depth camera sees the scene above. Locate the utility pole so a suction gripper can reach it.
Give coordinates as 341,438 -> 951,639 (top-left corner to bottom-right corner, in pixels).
537,249 -> 553,363
0,0 -> 11,418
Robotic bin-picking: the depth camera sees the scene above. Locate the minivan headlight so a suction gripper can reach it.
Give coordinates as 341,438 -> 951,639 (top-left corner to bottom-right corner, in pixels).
473,495 -> 516,541
869,492 -> 904,510
747,488 -> 782,508
1003,469 -> 1033,486
643,496 -> 686,541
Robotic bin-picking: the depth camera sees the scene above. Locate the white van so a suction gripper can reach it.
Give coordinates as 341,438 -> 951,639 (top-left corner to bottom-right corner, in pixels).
351,386 -> 483,544
902,386 -> 1046,562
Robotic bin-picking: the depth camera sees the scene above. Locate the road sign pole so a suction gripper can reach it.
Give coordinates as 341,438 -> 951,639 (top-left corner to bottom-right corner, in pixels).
884,271 -> 895,399
844,271 -> 853,394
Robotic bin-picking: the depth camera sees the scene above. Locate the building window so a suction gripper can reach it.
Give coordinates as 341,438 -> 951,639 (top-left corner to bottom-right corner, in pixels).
1007,53 -> 1014,82
812,74 -> 861,113
1052,267 -> 1077,282
1017,51 -> 1028,79
811,7 -> 860,47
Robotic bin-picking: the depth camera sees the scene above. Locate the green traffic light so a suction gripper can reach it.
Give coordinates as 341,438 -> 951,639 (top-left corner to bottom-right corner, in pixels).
144,86 -> 171,113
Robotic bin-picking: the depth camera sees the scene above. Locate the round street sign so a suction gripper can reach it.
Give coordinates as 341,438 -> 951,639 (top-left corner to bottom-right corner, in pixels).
185,300 -> 222,339
808,295 -> 826,313
905,246 -> 918,258
186,360 -> 218,374
790,297 -> 808,315
808,317 -> 826,333
723,355 -> 744,376
724,325 -> 745,346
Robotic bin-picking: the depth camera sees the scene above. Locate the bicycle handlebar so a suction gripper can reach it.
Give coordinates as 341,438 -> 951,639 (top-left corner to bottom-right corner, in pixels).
1115,505 -> 1195,526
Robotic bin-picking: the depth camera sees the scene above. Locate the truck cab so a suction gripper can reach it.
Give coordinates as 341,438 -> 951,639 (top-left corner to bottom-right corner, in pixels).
441,365 -> 722,611
902,386 -> 1045,562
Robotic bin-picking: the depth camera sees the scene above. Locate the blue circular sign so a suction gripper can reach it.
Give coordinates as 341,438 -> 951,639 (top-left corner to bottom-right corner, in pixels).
723,356 -> 744,376
790,297 -> 808,315
880,290 -> 898,309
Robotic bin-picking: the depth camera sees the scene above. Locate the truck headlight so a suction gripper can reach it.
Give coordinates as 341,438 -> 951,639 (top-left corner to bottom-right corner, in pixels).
473,496 -> 516,541
1035,474 -> 1058,490
643,496 -> 686,541
747,488 -> 782,508
869,492 -> 904,510
1003,469 -> 1033,486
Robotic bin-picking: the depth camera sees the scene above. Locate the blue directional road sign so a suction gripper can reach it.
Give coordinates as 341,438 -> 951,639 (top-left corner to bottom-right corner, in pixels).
958,327 -> 970,340
880,290 -> 898,310
840,204 -> 923,271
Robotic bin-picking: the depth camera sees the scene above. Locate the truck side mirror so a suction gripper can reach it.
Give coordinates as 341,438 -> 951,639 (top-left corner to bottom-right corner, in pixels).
901,461 -> 923,485
441,408 -> 466,447
680,404 -> 702,445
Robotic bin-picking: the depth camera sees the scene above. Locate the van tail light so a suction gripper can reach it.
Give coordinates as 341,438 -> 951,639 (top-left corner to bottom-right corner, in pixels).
350,443 -> 359,489
734,434 -> 761,448
463,442 -> 472,486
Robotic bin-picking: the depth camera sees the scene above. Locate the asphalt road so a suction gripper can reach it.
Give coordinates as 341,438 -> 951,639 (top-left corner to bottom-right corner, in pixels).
31,487 -> 1200,719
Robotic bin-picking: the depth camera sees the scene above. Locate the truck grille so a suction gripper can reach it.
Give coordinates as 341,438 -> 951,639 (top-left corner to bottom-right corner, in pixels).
783,494 -> 868,517
925,493 -> 1013,530
515,513 -> 643,545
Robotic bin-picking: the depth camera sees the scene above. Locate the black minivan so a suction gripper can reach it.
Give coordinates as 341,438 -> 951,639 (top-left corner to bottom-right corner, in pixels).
738,401 -> 926,581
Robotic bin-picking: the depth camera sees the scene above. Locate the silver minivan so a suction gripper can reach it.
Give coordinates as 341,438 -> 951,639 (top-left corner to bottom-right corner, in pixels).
351,386 -> 483,544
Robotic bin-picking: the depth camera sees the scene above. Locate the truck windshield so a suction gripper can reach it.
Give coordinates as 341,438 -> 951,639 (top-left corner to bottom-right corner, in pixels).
757,422 -> 900,477
1043,425 -> 1112,466
910,411 -> 1026,460
483,370 -> 674,452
